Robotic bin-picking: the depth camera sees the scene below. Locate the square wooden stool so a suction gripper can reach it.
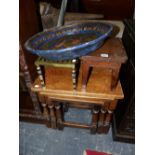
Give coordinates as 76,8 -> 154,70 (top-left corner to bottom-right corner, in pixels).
81,38 -> 127,91
34,57 -> 79,90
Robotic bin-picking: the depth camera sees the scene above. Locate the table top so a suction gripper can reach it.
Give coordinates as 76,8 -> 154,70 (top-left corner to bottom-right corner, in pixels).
81,38 -> 127,63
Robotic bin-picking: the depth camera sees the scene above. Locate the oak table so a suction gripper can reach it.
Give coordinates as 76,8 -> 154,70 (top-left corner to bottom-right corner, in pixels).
31,64 -> 124,134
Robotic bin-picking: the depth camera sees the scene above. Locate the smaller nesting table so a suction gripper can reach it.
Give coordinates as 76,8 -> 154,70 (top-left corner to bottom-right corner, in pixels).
34,57 -> 79,90
81,38 -> 127,91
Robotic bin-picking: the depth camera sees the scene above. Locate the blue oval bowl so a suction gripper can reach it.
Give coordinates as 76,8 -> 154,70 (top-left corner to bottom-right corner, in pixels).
25,22 -> 113,61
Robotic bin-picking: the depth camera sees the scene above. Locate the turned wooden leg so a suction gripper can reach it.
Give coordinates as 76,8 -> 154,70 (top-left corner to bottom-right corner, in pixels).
47,100 -> 57,129
97,107 -> 106,134
90,105 -> 100,134
72,59 -> 77,90
36,65 -> 45,88
38,94 -> 48,117
101,100 -> 117,133
62,102 -> 69,112
103,110 -> 113,133
55,102 -> 64,130
111,66 -> 120,90
38,94 -> 51,127
41,102 -> 49,118
81,61 -> 90,91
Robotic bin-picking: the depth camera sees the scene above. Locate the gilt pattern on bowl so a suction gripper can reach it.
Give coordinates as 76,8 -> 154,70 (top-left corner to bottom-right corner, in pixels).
25,22 -> 113,60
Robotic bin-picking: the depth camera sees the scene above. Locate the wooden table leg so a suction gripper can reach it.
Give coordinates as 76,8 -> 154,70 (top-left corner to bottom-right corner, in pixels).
47,99 -> 57,129
101,100 -> 118,133
38,95 -> 48,117
38,94 -> 51,127
62,102 -> 69,112
81,61 -> 90,91
41,102 -> 51,127
111,65 -> 121,90
90,105 -> 100,134
55,102 -> 64,130
102,110 -> 113,133
41,102 -> 49,118
97,107 -> 106,133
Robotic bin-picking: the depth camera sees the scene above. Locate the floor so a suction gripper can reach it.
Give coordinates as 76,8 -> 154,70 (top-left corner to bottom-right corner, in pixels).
19,108 -> 135,155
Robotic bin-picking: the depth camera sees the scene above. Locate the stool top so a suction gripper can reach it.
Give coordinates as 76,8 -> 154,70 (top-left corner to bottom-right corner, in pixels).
81,38 -> 128,63
35,57 -> 75,68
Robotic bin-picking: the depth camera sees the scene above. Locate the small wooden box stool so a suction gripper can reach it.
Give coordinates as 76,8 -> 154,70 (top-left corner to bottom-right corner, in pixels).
35,57 -> 79,90
81,38 -> 127,91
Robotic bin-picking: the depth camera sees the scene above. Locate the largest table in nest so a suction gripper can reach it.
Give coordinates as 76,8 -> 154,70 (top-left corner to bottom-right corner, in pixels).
31,65 -> 124,134
31,38 -> 125,134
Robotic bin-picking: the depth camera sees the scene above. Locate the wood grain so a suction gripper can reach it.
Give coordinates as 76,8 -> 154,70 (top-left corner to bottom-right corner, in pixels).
32,67 -> 123,102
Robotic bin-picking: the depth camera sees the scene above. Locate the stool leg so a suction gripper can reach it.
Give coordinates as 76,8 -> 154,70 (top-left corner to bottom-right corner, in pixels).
81,62 -> 90,91
55,102 -> 64,130
62,102 -> 69,112
36,65 -> 45,88
111,66 -> 120,90
72,59 -> 77,90
90,106 -> 100,134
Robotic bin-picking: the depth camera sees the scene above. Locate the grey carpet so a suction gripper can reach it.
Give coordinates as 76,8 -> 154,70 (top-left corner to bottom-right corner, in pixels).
19,108 -> 135,155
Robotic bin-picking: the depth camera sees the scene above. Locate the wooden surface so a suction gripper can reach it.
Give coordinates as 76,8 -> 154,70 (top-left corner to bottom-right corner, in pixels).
82,38 -> 127,63
19,0 -> 42,82
79,0 -> 134,20
81,38 -> 127,91
32,66 -> 123,102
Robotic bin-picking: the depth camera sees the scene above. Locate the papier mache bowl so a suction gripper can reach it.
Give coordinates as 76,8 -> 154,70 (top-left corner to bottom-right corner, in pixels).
25,22 -> 113,61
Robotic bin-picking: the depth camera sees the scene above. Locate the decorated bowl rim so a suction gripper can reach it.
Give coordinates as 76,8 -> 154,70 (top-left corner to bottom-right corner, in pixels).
24,22 -> 113,54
